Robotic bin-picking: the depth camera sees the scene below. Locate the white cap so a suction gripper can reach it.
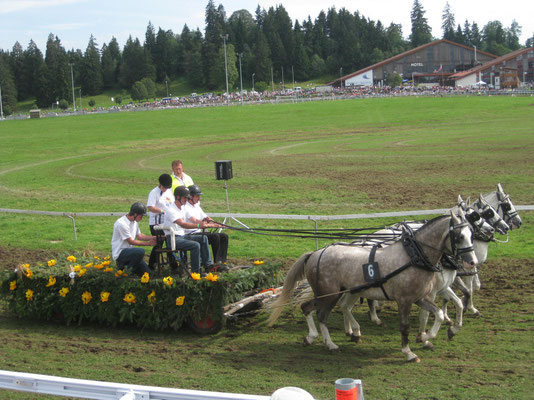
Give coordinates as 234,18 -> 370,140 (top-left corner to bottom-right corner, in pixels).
270,387 -> 314,400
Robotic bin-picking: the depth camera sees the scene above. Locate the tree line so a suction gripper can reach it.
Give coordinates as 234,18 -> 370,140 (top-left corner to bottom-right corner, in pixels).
0,0 -> 532,115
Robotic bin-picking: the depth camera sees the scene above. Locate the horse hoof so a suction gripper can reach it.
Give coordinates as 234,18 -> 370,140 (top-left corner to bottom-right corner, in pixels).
423,341 -> 434,350
407,355 -> 421,363
447,328 -> 456,340
350,335 -> 361,343
303,337 -> 314,346
416,333 -> 423,343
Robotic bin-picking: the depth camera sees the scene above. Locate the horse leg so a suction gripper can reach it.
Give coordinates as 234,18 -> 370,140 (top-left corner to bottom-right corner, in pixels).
418,292 -> 437,341
462,276 -> 480,315
473,273 -> 481,291
398,301 -> 419,362
316,296 -> 342,351
452,277 -> 471,314
367,299 -> 383,326
301,300 -> 319,345
440,287 -> 463,339
338,294 -> 361,342
415,296 -> 444,350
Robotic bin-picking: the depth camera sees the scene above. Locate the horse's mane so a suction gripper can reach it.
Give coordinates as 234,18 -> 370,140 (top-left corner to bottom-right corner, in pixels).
417,214 -> 450,233
482,190 -> 498,205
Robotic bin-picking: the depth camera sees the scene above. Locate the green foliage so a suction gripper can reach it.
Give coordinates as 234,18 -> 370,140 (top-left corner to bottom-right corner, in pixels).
58,99 -> 69,110
130,81 -> 148,101
88,98 -> 96,107
1,254 -> 283,331
386,72 -> 403,87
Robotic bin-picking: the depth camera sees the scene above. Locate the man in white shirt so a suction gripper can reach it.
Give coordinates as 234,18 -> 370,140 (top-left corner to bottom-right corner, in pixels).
171,159 -> 194,194
164,186 -> 217,274
185,185 -> 228,269
111,202 -> 156,276
147,173 -> 175,235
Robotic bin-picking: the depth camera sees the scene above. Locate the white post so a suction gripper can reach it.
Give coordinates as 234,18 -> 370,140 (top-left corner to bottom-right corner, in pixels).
238,53 -> 243,103
252,73 -> 255,92
69,63 -> 76,111
0,82 -> 4,120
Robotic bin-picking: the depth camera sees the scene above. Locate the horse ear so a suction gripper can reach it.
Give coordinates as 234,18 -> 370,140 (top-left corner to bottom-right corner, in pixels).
466,196 -> 471,206
450,210 -> 460,224
457,207 -> 466,220
497,183 -> 504,193
478,194 -> 486,204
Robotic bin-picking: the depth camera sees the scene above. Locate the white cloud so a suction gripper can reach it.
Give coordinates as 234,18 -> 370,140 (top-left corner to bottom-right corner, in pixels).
0,0 -> 86,14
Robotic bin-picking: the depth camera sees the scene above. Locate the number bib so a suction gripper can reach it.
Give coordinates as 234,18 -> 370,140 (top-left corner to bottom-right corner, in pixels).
363,262 -> 381,283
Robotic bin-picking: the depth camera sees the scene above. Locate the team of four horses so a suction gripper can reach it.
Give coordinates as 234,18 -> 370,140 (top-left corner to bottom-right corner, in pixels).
268,184 -> 522,362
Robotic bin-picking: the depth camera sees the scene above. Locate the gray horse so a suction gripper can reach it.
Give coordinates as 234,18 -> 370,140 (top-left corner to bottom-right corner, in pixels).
268,211 -> 477,362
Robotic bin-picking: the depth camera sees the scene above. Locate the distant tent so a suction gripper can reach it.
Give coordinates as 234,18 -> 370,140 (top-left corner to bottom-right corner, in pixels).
476,80 -> 487,85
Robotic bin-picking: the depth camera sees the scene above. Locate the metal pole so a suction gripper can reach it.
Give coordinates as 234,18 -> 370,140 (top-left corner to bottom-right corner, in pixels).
79,89 -> 82,112
271,66 -> 274,91
165,80 -> 169,97
252,73 -> 255,92
0,82 -> 4,120
339,67 -> 343,88
292,65 -> 294,88
281,66 -> 284,90
68,63 -> 76,111
220,34 -> 229,104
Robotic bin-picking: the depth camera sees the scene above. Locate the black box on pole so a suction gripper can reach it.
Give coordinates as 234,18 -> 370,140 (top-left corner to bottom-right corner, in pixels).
215,160 -> 233,180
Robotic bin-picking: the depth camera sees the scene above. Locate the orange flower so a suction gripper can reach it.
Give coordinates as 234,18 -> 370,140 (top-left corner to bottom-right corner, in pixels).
59,287 -> 69,297
73,265 -> 82,272
9,280 -> 17,291
25,269 -> 33,279
25,289 -> 34,301
253,260 -> 264,265
81,291 -> 92,304
104,267 -> 114,273
115,270 -> 127,277
78,268 -> 87,277
102,260 -> 111,266
140,272 -> 150,283
190,273 -> 201,281
147,291 -> 156,303
85,262 -> 94,268
205,272 -> 219,282
47,259 -> 57,267
100,291 -> 110,302
163,276 -> 174,286
94,263 -> 104,270
45,276 -> 57,287
66,255 -> 77,262
123,292 -> 136,303
176,296 -> 185,306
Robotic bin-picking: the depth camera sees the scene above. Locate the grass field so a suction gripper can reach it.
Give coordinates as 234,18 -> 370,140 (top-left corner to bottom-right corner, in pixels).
1,95 -> 533,399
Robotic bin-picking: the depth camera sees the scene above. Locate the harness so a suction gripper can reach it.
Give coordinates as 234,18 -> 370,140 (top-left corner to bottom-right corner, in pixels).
496,192 -> 519,226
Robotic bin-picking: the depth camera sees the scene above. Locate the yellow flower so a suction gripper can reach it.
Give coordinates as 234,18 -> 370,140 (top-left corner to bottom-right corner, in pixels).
104,256 -> 111,260
123,292 -> 136,303
176,296 -> 185,306
94,256 -> 100,260
25,289 -> 34,301
73,265 -> 82,272
140,272 -> 150,283
104,267 -> 114,272
102,260 -> 111,266
22,263 -> 30,269
67,255 -> 77,262
163,276 -> 174,286
9,280 -> 17,291
94,263 -> 104,270
59,287 -> 70,297
81,291 -> 92,304
78,268 -> 87,277
115,269 -> 127,277
190,273 -> 201,281
147,291 -> 156,304
100,291 -> 110,302
85,262 -> 94,268
205,272 -> 219,282
25,269 -> 33,279
253,260 -> 264,265
47,259 -> 57,267
45,276 -> 57,287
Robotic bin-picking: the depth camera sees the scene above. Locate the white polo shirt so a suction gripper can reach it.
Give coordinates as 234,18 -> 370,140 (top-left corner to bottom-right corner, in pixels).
111,215 -> 140,260
163,202 -> 186,236
147,186 -> 175,225
184,202 -> 208,234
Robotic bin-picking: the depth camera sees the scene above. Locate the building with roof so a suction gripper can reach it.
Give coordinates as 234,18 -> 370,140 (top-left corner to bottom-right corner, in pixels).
330,39 -> 497,87
449,47 -> 534,88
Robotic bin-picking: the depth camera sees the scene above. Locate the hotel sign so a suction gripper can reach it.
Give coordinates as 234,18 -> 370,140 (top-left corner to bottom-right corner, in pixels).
411,62 -> 424,67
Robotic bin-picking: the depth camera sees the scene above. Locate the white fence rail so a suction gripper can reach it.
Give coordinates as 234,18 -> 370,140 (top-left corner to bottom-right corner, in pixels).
0,370 -> 271,400
1,206 -> 532,241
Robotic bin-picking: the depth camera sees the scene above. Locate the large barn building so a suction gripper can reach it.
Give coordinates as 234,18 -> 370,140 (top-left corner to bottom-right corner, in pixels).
331,39 -> 497,87
449,47 -> 534,88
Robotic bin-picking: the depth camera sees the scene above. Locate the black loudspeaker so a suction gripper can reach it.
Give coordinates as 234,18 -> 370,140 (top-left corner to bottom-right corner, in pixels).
215,160 -> 233,180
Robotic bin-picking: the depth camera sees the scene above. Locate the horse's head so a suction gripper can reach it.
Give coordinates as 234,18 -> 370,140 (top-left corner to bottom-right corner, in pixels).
496,183 -> 522,229
463,206 -> 494,240
449,209 -> 478,267
476,195 -> 510,235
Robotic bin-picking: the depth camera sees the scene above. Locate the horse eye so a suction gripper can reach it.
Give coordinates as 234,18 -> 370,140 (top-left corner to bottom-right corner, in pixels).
502,203 -> 512,212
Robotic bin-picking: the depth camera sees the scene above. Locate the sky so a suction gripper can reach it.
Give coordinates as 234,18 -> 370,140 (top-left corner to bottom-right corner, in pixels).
1,0 -> 533,52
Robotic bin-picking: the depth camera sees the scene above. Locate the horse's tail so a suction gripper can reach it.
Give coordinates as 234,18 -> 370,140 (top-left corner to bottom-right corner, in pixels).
267,251 -> 313,326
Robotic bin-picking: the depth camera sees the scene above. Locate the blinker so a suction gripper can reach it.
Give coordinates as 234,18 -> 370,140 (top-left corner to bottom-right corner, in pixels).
501,202 -> 512,212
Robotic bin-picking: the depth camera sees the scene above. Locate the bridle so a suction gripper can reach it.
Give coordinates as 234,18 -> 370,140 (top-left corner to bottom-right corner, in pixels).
464,208 -> 493,242
495,191 -> 519,226
447,218 -> 475,258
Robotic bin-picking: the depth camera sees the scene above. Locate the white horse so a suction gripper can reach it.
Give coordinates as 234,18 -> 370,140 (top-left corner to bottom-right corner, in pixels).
268,211 -> 477,362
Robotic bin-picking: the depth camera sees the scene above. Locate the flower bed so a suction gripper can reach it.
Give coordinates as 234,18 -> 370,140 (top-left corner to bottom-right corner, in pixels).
1,255 -> 282,332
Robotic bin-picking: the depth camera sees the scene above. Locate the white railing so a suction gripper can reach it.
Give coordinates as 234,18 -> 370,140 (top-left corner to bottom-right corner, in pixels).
0,370 -> 272,400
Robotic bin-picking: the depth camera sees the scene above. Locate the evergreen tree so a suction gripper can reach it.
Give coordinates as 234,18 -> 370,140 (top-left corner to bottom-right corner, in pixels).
154,28 -> 177,82
482,21 -> 509,55
144,21 -> 157,62
23,40 -> 47,107
292,21 -> 310,81
455,24 -> 465,45
441,2 -> 456,40
203,0 -> 227,89
80,35 -> 103,95
463,20 -> 472,47
470,22 -> 482,48
10,42 -> 26,100
119,36 -> 145,88
505,20 -> 522,51
251,29 -> 272,84
215,43 -> 238,91
101,37 -> 121,89
0,52 -> 17,115
410,0 -> 433,47
130,80 -> 148,101
44,34 -> 70,106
